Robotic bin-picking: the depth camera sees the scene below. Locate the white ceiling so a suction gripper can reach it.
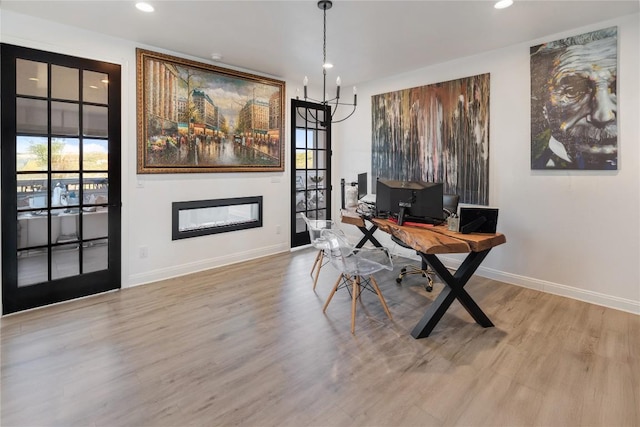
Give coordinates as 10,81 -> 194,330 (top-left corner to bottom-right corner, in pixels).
1,1 -> 638,89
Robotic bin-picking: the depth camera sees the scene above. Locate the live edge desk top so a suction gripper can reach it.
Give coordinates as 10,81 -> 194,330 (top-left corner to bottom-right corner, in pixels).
370,218 -> 506,254
370,217 -> 507,338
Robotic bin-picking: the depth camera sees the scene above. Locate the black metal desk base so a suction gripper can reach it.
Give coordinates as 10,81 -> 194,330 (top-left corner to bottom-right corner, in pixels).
355,224 -> 382,248
411,249 -> 494,338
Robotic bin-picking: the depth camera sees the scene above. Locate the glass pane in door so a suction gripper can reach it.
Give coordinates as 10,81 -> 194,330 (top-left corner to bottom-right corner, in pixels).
51,102 -> 80,135
17,211 -> 49,249
51,65 -> 79,101
83,207 -> 108,240
83,173 -> 108,205
16,98 -> 47,134
316,130 -> 327,149
83,70 -> 109,104
51,138 -> 80,170
83,238 -> 108,274
52,243 -> 80,280
16,59 -> 47,97
17,248 -> 48,287
83,105 -> 108,137
17,136 -> 48,172
82,139 -> 108,170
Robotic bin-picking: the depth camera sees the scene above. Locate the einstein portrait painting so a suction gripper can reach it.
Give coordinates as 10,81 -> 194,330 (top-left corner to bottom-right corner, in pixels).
531,27 -> 617,170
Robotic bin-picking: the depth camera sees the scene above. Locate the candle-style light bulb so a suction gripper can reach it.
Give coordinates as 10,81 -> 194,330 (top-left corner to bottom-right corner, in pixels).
336,76 -> 341,99
303,76 -> 308,99
353,86 -> 357,106
336,76 -> 341,86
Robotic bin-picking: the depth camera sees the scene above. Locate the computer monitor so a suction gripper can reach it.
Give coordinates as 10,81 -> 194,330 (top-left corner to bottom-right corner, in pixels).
376,179 -> 444,222
357,172 -> 367,200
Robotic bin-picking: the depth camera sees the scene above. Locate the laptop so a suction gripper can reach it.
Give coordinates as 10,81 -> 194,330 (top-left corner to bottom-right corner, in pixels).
458,206 -> 499,234
359,194 -> 377,204
357,172 -> 377,205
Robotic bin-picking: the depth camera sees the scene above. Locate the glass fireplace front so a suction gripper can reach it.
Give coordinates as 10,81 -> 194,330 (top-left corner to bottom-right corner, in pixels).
172,196 -> 262,240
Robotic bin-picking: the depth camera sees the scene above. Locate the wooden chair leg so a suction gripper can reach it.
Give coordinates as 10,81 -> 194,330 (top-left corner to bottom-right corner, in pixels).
312,250 -> 324,290
370,276 -> 392,319
351,276 -> 359,334
323,273 -> 343,313
311,250 -> 322,277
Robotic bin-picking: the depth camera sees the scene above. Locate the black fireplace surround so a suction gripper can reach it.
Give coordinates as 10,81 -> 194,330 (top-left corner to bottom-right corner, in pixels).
172,196 -> 263,240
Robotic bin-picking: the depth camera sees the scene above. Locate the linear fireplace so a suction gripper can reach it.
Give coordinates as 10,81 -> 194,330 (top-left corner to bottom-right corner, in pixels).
172,196 -> 262,240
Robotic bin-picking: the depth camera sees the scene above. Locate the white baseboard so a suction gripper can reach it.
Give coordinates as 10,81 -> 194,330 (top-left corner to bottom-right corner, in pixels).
438,255 -> 640,315
127,246 -> 638,316
127,243 -> 289,288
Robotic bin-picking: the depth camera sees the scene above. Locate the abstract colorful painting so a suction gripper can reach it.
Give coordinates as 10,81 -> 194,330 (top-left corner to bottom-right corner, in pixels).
531,27 -> 617,170
371,74 -> 490,205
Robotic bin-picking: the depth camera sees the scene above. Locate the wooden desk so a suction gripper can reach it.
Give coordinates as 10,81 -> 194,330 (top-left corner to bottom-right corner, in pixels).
340,208 -> 383,248
372,218 -> 507,338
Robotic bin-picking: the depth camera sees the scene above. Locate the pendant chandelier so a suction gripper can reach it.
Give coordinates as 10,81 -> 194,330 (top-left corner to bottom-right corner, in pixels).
300,0 -> 357,126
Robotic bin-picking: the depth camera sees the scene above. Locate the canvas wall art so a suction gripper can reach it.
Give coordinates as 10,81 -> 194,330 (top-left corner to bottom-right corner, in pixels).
371,73 -> 490,205
531,27 -> 617,170
136,49 -> 285,173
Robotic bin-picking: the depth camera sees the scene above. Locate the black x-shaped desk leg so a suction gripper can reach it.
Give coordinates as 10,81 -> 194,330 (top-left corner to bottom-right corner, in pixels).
411,249 -> 494,338
354,224 -> 383,248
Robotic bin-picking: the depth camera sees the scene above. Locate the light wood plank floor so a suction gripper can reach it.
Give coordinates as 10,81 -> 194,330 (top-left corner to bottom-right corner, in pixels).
1,249 -> 639,426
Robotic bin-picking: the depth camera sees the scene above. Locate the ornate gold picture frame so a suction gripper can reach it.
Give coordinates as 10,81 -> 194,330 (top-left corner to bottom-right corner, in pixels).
136,48 -> 285,173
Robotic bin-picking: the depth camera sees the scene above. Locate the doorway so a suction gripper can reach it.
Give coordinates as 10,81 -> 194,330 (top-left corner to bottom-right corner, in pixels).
1,44 -> 122,314
290,99 -> 332,248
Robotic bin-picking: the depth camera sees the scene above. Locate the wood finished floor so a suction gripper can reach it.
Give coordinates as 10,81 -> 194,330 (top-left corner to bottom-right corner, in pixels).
1,248 -> 639,427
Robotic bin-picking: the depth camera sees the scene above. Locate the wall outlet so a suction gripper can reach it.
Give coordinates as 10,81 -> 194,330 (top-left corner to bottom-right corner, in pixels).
276,225 -> 281,235
139,246 -> 148,258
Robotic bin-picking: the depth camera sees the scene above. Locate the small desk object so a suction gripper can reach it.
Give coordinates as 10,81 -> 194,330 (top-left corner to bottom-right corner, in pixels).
372,218 -> 506,338
340,208 -> 383,248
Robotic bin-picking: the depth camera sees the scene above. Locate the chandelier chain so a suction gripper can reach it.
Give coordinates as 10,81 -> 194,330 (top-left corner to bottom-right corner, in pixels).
323,6 -> 327,68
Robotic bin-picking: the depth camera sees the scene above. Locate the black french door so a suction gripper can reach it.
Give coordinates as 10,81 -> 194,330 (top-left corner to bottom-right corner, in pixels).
290,99 -> 332,248
1,44 -> 122,314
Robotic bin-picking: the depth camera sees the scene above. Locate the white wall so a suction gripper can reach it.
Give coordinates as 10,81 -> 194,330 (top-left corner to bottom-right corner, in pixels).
2,9 -> 638,316
334,13 -> 640,313
0,10 -> 295,303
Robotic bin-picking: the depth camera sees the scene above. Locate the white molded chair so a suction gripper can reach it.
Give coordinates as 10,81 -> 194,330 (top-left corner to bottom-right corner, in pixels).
321,228 -> 393,334
300,212 -> 343,290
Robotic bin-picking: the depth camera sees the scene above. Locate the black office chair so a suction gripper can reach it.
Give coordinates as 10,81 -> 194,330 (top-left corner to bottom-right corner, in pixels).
393,194 -> 460,292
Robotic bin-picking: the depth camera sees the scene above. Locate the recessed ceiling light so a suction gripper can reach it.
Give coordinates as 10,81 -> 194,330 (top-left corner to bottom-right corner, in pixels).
494,0 -> 513,9
136,2 -> 154,12
211,53 -> 223,61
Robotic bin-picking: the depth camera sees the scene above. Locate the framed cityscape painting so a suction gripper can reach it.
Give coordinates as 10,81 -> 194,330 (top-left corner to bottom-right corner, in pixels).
136,48 -> 285,173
